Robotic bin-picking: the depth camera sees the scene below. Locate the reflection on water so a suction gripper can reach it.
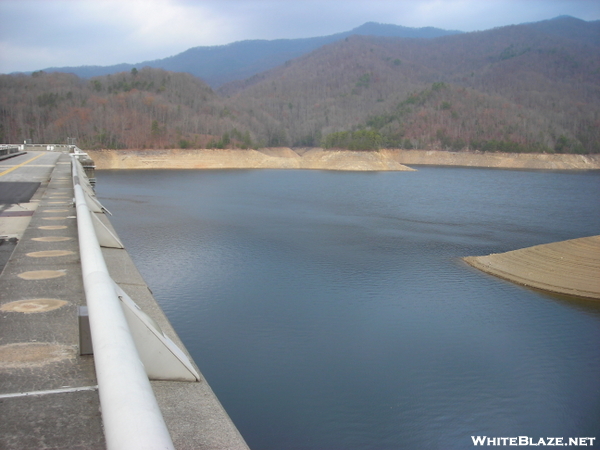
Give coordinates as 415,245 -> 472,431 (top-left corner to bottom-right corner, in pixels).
97,167 -> 600,449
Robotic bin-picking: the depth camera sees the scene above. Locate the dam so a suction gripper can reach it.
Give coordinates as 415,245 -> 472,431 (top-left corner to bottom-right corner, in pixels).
0,148 -> 249,449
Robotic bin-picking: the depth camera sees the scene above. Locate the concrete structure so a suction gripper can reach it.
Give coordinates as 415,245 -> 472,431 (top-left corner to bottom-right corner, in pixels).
0,150 -> 249,449
0,145 -> 26,160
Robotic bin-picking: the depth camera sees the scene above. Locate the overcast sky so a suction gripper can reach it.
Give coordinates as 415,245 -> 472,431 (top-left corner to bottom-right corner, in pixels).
1,0 -> 598,74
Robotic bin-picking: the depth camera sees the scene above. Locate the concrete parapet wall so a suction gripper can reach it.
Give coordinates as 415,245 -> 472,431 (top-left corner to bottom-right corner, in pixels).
0,146 -> 24,160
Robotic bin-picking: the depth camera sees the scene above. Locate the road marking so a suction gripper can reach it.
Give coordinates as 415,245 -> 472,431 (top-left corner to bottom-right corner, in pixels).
26,250 -> 74,258
0,385 -> 98,399
0,153 -> 45,177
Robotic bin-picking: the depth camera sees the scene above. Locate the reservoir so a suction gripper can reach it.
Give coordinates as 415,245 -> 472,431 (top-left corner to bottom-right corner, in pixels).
96,166 -> 600,449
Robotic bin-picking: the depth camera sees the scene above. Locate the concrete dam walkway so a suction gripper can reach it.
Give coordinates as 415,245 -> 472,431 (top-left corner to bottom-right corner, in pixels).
0,149 -> 249,450
464,236 -> 600,300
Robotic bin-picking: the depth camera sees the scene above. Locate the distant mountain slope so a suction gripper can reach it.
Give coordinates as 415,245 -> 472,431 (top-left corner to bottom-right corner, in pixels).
219,16 -> 600,151
526,15 -> 600,46
39,22 -> 461,87
2,16 -> 598,153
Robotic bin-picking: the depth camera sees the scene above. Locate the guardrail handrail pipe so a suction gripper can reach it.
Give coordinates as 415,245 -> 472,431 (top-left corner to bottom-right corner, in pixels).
71,155 -> 175,450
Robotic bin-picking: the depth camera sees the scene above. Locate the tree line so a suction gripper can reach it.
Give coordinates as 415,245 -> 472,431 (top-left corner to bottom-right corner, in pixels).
1,22 -> 598,153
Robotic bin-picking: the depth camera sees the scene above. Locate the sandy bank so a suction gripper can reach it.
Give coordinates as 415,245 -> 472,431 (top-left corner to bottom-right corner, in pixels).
387,149 -> 600,170
87,148 -> 600,171
464,236 -> 600,300
87,148 -> 415,171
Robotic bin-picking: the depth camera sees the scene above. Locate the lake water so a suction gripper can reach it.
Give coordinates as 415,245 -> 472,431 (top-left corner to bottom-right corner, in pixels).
96,166 -> 600,449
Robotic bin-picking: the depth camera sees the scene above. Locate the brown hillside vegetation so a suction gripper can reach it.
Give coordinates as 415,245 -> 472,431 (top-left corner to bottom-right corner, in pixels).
221,17 -> 600,152
1,16 -> 598,153
0,69 -> 244,149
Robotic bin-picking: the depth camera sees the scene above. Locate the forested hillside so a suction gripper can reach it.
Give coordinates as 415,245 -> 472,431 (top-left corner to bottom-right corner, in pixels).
221,16 -> 600,153
1,16 -> 598,153
0,68 -> 248,149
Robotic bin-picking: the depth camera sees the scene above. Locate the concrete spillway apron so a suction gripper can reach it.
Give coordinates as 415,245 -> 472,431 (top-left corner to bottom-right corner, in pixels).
71,155 -> 175,450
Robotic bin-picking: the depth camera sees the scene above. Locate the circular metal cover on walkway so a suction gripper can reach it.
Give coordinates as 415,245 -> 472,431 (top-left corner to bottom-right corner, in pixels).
1,299 -> 68,313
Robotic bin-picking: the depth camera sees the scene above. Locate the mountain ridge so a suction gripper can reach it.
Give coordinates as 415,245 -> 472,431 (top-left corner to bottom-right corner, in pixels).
1,16 -> 598,154
36,22 -> 462,87
214,15 -> 599,152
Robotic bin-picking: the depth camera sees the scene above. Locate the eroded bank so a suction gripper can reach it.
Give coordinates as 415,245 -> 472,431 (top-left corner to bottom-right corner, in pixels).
87,148 -> 600,171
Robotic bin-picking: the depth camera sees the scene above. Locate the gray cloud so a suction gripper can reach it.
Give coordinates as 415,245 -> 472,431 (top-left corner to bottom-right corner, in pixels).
1,0 -> 598,73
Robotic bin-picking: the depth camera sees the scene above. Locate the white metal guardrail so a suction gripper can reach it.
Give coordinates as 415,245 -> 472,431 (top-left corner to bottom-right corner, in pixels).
71,154 -> 176,450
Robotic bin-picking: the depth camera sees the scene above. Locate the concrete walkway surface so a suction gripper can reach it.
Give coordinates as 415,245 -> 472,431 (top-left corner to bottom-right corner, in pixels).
1,151 -> 250,450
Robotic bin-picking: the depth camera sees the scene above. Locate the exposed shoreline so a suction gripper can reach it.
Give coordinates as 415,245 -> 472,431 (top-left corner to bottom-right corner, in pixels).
386,149 -> 600,170
464,236 -> 600,300
87,148 -> 600,171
